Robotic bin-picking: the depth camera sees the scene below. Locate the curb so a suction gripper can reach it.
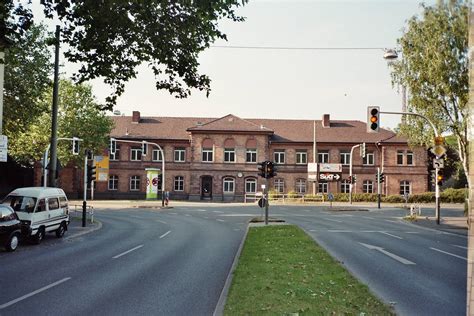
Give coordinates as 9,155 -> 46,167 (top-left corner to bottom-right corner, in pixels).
399,218 -> 467,237
213,223 -> 250,316
65,220 -> 103,240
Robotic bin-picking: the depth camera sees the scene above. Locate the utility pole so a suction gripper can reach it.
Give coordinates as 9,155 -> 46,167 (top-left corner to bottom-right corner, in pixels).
48,26 -> 60,187
349,144 -> 361,204
377,167 -> 381,209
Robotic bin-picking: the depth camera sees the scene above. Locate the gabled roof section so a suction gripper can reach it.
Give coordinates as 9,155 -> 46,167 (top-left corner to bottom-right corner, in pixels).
187,114 -> 273,134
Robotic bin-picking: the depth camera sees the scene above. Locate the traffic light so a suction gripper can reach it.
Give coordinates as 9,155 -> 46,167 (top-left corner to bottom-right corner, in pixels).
348,176 -> 353,184
72,137 -> 80,155
436,169 -> 444,186
379,173 -> 385,183
353,175 -> 357,183
360,142 -> 366,158
266,161 -> 277,178
142,141 -> 148,156
110,138 -> 117,155
258,161 -> 267,178
87,164 -> 97,183
367,106 -> 380,133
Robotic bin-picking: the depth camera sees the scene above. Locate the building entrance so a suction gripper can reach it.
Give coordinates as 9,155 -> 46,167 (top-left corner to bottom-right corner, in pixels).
201,176 -> 213,200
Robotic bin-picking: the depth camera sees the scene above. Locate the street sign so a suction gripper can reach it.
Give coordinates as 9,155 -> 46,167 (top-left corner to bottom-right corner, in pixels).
319,163 -> 342,173
0,135 -> 7,162
433,158 -> 444,169
430,145 -> 446,158
307,162 -> 318,181
434,136 -> 444,145
319,173 -> 341,182
258,198 -> 267,208
94,155 -> 110,181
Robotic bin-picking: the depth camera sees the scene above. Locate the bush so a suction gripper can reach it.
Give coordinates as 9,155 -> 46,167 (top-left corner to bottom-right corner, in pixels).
268,189 -> 279,199
408,192 -> 435,203
440,188 -> 467,203
382,195 -> 405,203
287,190 -> 298,198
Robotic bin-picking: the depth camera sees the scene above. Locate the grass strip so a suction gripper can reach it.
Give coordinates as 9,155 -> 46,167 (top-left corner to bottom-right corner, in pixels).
224,225 -> 394,315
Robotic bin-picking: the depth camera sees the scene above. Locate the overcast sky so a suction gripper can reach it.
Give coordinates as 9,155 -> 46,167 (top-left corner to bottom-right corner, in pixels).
35,0 -> 437,129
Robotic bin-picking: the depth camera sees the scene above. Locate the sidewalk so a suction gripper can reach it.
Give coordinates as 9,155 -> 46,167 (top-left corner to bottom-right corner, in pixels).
409,216 -> 468,235
66,215 -> 102,239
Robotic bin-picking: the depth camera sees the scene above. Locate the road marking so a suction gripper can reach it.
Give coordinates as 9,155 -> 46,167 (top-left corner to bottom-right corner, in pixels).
0,277 -> 71,310
204,216 -> 209,219
169,212 -> 178,215
359,242 -> 415,265
213,210 -> 224,214
221,214 -> 255,217
379,232 -> 403,240
361,230 -> 378,233
384,220 -> 399,224
156,220 -> 167,224
160,231 -> 171,239
362,216 -> 376,220
233,228 -> 240,231
328,230 -> 352,233
430,247 -> 467,261
113,245 -> 144,259
332,214 -> 353,217
309,229 -> 318,232
452,245 -> 467,250
323,218 -> 342,223
216,219 -> 225,222
185,214 -> 192,217
303,209 -> 311,212
405,232 -> 419,234
196,209 -> 207,212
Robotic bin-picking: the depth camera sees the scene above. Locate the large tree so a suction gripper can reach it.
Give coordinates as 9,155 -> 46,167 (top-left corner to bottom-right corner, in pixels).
3,1 -> 247,110
389,0 -> 469,186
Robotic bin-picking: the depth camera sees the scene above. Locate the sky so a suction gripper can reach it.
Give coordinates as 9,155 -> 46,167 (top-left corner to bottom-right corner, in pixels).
35,0 -> 437,129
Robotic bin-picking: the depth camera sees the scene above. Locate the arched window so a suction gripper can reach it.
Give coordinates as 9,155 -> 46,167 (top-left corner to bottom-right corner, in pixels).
363,180 -> 373,193
246,139 -> 257,163
202,138 -> 214,162
245,178 -> 257,193
108,175 -> 118,190
295,179 -> 306,194
274,178 -> 284,193
223,177 -> 235,193
224,138 -> 236,163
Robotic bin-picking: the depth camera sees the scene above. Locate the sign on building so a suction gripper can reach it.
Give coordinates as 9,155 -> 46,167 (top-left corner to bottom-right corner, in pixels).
93,155 -> 110,181
145,168 -> 161,200
318,163 -> 342,182
307,162 -> 318,181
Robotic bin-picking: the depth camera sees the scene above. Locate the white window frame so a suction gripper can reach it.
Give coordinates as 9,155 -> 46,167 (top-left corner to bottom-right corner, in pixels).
109,146 -> 120,161
400,181 -> 411,195
108,175 -> 118,190
152,149 -> 163,162
318,182 -> 328,193
202,148 -> 213,162
174,176 -> 184,191
318,152 -> 329,163
245,178 -> 257,193
274,150 -> 285,164
340,152 -> 350,165
224,148 -> 236,163
363,152 -> 374,165
130,175 -> 140,191
174,148 -> 185,162
407,151 -> 414,165
295,179 -> 306,194
341,180 -> 350,193
246,148 -> 257,163
397,151 -> 404,165
296,150 -> 307,164
274,178 -> 284,193
223,177 -> 235,193
130,147 -> 142,161
363,180 -> 374,193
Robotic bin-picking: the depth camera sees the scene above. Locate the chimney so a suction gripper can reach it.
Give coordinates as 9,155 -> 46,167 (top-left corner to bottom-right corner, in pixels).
132,111 -> 141,123
322,114 -> 330,128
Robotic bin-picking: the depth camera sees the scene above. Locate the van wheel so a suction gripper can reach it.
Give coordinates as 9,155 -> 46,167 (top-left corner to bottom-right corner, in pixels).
56,223 -> 66,238
6,233 -> 19,252
33,228 -> 45,245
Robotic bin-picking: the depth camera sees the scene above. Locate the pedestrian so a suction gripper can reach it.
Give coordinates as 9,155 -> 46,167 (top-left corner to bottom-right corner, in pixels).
165,191 -> 170,206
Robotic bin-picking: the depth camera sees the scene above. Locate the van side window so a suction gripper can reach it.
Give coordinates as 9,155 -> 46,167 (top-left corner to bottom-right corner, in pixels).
37,199 -> 46,213
48,198 -> 59,210
59,197 -> 68,208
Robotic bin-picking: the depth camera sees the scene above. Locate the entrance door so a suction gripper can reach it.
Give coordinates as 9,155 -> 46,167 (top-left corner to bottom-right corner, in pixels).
201,176 -> 213,200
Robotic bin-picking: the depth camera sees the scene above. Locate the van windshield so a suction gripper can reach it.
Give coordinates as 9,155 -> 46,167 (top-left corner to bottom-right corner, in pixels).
1,196 -> 37,213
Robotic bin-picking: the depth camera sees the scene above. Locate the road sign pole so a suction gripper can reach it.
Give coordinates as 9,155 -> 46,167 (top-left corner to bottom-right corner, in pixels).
82,152 -> 88,227
377,167 -> 381,209
435,166 -> 440,224
264,177 -> 269,225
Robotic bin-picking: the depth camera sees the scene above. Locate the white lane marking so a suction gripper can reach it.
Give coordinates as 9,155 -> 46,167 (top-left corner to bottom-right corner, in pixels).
0,277 -> 71,310
303,209 -> 311,212
185,214 -> 192,217
452,245 -> 467,250
321,212 -> 331,215
113,245 -> 144,259
405,232 -> 419,234
196,209 -> 207,212
430,247 -> 467,261
332,214 -> 353,217
221,214 -> 255,217
359,243 -> 415,265
328,230 -> 352,233
156,220 -> 167,224
160,231 -> 171,239
216,219 -> 225,222
169,212 -> 178,215
441,232 -> 468,239
213,210 -> 224,214
384,220 -> 399,224
379,232 -> 403,240
362,216 -> 376,220
361,230 -> 378,233
309,229 -> 318,232
323,218 -> 342,223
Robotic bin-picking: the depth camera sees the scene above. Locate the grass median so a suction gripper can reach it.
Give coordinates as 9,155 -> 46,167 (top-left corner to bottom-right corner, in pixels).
224,225 -> 394,315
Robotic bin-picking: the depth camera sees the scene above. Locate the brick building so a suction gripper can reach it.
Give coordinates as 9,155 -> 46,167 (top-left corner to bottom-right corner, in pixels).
41,111 -> 429,201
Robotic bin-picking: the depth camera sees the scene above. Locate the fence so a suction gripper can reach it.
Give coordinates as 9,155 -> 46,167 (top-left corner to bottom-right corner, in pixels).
244,193 -> 325,203
70,204 -> 95,223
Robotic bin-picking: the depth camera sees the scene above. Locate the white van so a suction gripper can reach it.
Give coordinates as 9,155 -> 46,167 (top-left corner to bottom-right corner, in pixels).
1,187 -> 70,244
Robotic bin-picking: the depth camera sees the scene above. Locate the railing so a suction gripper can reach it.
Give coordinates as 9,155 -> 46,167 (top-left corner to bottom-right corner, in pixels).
244,192 -> 263,203
70,204 -> 95,223
244,193 -> 325,203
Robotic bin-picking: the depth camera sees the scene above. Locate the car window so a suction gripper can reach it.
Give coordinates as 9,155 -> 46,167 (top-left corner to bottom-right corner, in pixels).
48,198 -> 59,210
0,207 -> 16,222
2,196 -> 37,213
36,199 -> 46,213
59,196 -> 68,208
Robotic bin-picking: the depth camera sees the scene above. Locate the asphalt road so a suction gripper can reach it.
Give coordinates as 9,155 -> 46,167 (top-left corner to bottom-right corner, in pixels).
0,203 -> 466,315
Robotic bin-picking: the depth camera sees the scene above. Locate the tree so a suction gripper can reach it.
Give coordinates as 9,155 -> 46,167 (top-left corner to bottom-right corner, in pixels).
4,1 -> 248,110
389,0 -> 470,187
10,79 -> 114,166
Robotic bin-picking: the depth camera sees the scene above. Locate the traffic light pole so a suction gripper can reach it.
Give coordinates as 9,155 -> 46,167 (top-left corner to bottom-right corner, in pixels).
380,110 -> 441,224
377,167 -> 381,209
42,137 -> 82,187
349,144 -> 360,204
264,177 -> 269,225
82,152 -> 88,227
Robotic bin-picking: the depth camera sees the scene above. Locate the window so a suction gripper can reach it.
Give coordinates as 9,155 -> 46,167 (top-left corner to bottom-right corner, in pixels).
153,149 -> 163,162
174,148 -> 185,162
340,152 -> 350,165
397,151 -> 404,165
296,150 -> 307,164
274,179 -> 285,193
130,176 -> 141,191
363,180 -> 374,193
59,197 -> 68,208
296,179 -> 306,194
318,182 -> 328,193
48,198 -> 59,210
340,180 -> 350,193
246,149 -> 257,163
110,145 -> 120,161
109,175 -> 118,190
174,176 -> 184,191
400,181 -> 411,195
363,152 -> 374,165
224,148 -> 235,163
318,151 -> 329,163
37,199 -> 46,213
130,147 -> 142,161
407,151 -> 414,165
223,178 -> 235,193
274,150 -> 285,164
202,148 -> 213,162
245,178 -> 257,193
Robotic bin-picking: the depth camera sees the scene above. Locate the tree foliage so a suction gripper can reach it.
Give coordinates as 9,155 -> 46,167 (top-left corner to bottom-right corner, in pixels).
4,1 -> 248,110
10,79 -> 114,166
389,0 -> 469,185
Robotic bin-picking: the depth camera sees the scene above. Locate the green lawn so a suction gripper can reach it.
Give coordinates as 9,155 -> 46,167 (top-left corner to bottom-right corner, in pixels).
224,225 -> 394,315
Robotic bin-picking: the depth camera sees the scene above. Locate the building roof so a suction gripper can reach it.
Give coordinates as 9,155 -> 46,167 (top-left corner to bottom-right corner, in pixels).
110,113 -> 407,144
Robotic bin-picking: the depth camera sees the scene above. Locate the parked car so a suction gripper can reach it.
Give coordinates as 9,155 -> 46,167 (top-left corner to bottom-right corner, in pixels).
0,205 -> 21,251
2,187 -> 69,244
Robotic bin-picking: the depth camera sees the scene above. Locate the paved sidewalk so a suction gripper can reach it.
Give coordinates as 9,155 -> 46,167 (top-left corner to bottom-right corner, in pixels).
66,215 -> 102,239
409,216 -> 468,235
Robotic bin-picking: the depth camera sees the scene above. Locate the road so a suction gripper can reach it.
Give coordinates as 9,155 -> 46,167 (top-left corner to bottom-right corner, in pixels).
0,203 -> 466,315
